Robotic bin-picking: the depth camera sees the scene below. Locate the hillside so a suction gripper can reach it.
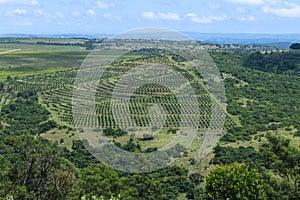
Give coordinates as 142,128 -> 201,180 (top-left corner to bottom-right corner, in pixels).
0,39 -> 299,199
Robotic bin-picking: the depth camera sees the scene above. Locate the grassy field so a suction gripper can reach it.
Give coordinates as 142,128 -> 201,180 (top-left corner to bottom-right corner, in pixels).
0,67 -> 68,81
0,49 -> 88,68
0,44 -> 89,80
41,128 -> 80,149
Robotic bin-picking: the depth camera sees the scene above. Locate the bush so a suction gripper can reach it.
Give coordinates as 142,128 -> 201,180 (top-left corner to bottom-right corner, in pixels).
205,163 -> 266,200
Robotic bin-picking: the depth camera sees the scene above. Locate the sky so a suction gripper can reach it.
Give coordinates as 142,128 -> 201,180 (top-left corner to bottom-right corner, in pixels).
0,0 -> 299,34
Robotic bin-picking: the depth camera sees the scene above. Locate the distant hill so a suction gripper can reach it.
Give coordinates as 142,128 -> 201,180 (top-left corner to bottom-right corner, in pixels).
184,32 -> 300,48
259,42 -> 292,49
1,32 -> 300,48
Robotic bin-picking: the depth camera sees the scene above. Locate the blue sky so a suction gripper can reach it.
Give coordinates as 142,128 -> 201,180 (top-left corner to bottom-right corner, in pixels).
0,0 -> 299,34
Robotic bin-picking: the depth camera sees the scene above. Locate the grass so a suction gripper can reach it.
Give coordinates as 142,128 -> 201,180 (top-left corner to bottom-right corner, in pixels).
172,129 -> 217,174
0,48 -> 89,80
0,49 -> 88,68
41,128 -> 80,150
0,67 -> 68,81
0,48 -> 9,53
222,126 -> 300,151
139,131 -> 176,150
0,40 -> 86,51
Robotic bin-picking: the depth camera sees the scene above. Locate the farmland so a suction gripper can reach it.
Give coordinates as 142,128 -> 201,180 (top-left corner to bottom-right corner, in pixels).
3,40 -> 236,163
0,38 -> 299,199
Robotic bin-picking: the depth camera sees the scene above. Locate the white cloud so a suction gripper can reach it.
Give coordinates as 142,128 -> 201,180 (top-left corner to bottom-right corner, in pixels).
0,0 -> 39,5
142,12 -> 156,19
27,0 -> 38,5
104,13 -> 122,20
263,2 -> 300,17
157,12 -> 180,20
0,0 -> 14,3
186,13 -> 227,23
86,9 -> 96,16
34,10 -> 64,21
97,1 -> 115,9
34,9 -> 46,16
248,15 -> 256,21
237,15 -> 256,21
11,8 -> 28,15
6,8 -> 28,16
141,12 -> 180,20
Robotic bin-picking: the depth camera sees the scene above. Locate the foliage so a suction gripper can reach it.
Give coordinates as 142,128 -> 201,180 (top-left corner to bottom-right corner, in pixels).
212,52 -> 300,137
294,129 -> 300,137
1,94 -> 56,135
244,51 -> 300,74
63,140 -> 98,168
123,174 -> 164,199
114,138 -> 142,153
103,128 -> 127,137
259,134 -> 300,198
290,43 -> 300,50
81,194 -> 121,200
79,164 -> 128,199
139,134 -> 154,141
1,43 -> 300,199
211,145 -> 260,167
0,82 -> 4,91
5,195 -> 14,200
1,135 -> 78,200
150,166 -> 194,199
205,163 -> 266,200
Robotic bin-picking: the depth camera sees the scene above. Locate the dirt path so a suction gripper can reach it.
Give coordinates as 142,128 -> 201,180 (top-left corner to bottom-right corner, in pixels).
0,49 -> 21,55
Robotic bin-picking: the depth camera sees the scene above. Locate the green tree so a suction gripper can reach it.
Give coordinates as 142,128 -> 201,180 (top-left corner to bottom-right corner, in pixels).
5,135 -> 77,200
0,155 -> 11,197
259,134 -> 300,198
290,43 -> 300,50
0,82 -> 4,91
125,174 -> 164,200
205,163 -> 266,200
79,163 -> 129,199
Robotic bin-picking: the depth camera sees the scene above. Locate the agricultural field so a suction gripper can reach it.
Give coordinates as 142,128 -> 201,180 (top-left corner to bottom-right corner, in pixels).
0,38 -> 299,199
0,37 -> 101,79
3,40 -> 236,168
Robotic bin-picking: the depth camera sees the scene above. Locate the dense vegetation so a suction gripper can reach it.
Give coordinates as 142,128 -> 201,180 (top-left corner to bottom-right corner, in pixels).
290,43 -> 300,50
210,51 -> 300,199
205,163 -> 266,199
244,51 -> 300,74
0,94 -> 196,199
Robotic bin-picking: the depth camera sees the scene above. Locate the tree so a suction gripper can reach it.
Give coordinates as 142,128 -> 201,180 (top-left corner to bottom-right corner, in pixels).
290,43 -> 300,50
205,163 -> 266,200
0,155 -> 11,197
0,82 -> 4,91
79,163 -> 128,199
4,135 -> 77,200
125,174 -> 164,200
259,134 -> 300,198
